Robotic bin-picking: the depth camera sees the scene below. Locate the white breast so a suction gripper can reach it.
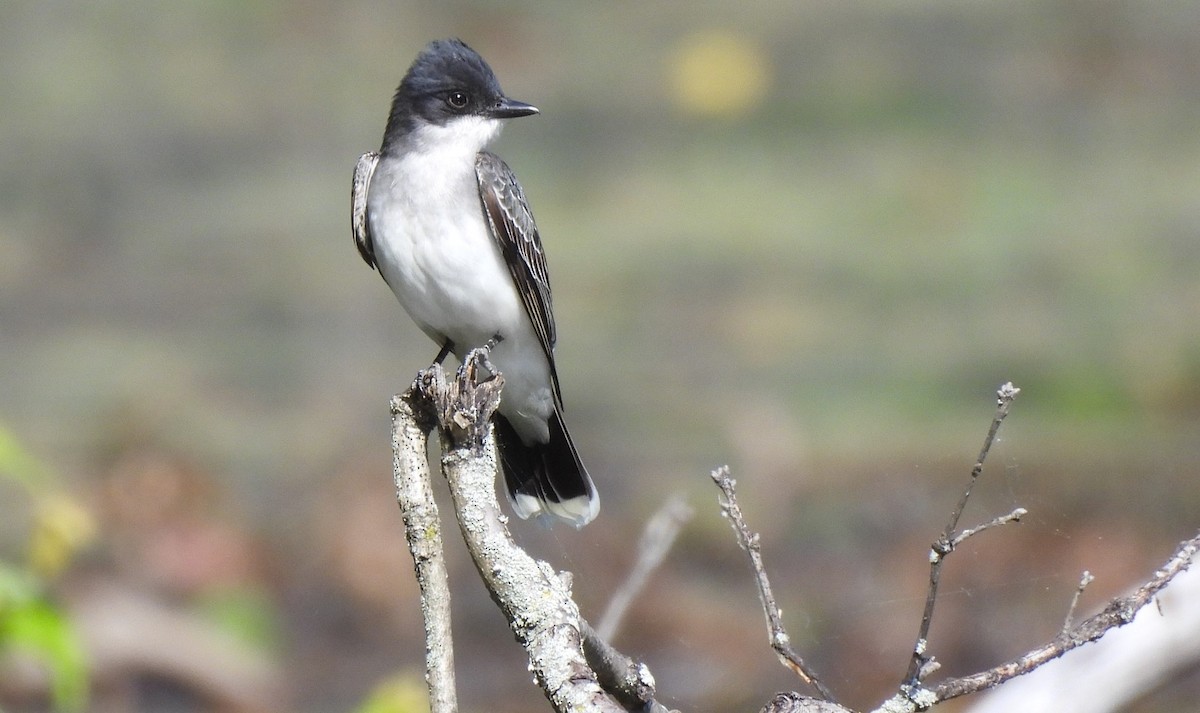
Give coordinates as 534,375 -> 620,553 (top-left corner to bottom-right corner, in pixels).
368,142 -> 523,347
366,117 -> 557,443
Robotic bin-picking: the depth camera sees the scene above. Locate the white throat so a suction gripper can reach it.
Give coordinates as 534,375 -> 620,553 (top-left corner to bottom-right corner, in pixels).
402,115 -> 502,165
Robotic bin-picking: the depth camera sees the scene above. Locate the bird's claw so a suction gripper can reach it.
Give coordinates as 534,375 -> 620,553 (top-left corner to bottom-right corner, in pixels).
462,338 -> 501,384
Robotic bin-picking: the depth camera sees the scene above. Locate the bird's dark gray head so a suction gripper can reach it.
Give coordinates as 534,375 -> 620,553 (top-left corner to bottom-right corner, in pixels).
382,38 -> 538,153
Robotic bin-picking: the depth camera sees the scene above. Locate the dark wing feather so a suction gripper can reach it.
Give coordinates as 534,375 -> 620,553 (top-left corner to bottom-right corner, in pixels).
475,151 -> 563,406
352,152 -> 379,269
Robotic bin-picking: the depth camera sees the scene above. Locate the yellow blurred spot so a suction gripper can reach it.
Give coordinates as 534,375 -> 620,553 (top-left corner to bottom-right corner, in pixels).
29,495 -> 96,578
355,672 -> 429,713
668,30 -> 772,118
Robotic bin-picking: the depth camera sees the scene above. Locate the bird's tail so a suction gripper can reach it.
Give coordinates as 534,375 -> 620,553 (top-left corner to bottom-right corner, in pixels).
495,411 -> 599,528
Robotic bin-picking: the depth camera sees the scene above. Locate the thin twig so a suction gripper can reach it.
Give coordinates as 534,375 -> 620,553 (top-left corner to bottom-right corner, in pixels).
1060,570 -> 1095,637
711,466 -> 836,703
901,382 -> 1020,690
390,390 -> 457,713
596,494 -> 693,641
950,507 -> 1027,549
948,382 -> 1021,535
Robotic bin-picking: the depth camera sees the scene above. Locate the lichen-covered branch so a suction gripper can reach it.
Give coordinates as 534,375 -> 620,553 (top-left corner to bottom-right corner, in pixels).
412,355 -> 628,713
390,390 -> 456,713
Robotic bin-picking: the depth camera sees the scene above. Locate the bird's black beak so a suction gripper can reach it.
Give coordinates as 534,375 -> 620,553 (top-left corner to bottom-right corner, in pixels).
489,97 -> 539,119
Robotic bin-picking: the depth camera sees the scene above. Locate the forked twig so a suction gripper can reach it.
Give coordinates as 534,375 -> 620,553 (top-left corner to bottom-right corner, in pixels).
900,383 -> 1021,692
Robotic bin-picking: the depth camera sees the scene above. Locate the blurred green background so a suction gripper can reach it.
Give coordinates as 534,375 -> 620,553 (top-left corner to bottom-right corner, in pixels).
1,1 -> 1198,712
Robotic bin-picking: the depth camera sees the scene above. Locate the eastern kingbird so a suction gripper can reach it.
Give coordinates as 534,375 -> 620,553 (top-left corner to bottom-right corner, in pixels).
352,39 -> 599,527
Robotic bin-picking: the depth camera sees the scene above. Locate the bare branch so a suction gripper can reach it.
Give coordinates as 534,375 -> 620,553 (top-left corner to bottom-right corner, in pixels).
964,555 -> 1200,712
413,353 -> 629,713
934,530 -> 1200,702
390,390 -> 456,713
394,366 -> 1197,713
597,494 -> 693,641
711,466 -> 837,702
901,383 -> 1021,690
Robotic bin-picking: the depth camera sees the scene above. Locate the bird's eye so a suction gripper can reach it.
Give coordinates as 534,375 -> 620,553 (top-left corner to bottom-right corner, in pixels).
446,91 -> 469,109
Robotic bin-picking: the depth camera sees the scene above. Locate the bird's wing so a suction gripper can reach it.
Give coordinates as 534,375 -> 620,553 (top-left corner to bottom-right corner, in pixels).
352,151 -> 380,269
475,151 -> 562,405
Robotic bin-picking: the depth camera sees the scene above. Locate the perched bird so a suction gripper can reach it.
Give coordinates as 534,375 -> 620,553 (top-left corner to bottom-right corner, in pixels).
351,39 -> 598,527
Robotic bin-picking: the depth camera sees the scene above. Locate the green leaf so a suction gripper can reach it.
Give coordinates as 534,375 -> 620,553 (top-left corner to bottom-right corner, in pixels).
0,597 -> 88,711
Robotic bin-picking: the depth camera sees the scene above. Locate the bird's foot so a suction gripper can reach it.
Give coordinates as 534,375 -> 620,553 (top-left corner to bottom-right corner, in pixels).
440,341 -> 504,447
462,335 -> 502,384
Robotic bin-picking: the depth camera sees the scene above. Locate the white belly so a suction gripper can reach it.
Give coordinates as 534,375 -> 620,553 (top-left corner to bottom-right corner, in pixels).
367,154 -> 555,443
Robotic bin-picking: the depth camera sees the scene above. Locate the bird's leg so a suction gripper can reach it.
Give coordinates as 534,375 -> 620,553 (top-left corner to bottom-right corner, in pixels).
431,339 -> 454,366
